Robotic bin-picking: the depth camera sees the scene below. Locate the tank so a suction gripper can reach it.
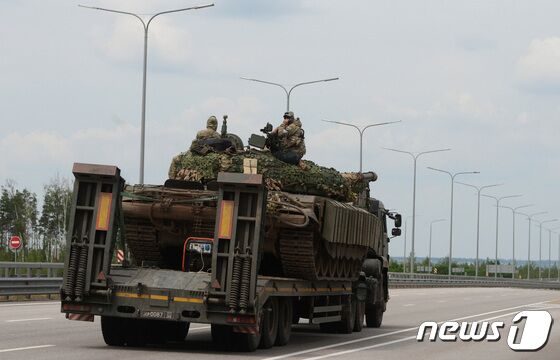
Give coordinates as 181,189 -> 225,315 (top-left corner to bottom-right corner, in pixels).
121,124 -> 388,281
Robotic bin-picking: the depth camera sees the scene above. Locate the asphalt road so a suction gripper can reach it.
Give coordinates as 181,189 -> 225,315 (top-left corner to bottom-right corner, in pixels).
0,287 -> 558,360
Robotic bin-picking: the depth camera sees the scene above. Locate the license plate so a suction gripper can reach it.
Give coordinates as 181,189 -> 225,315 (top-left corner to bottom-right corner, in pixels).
140,310 -> 174,320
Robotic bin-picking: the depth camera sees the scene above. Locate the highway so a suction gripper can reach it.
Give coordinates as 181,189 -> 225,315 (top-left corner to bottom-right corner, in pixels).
0,287 -> 558,360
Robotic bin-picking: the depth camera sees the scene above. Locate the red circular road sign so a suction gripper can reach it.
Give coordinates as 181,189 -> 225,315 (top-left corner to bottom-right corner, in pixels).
9,236 -> 22,251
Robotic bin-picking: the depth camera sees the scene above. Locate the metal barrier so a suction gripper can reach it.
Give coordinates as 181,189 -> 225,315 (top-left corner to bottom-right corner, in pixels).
0,262 -> 63,278
1,263 -> 560,297
388,272 -> 560,290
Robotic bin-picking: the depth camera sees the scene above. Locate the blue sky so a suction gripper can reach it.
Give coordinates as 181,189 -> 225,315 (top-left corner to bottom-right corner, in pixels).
1,0 -> 559,263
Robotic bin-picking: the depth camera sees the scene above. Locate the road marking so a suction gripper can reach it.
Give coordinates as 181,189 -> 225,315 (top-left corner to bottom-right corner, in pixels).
402,304 -> 415,307
0,302 -> 58,308
6,317 -> 52,323
0,345 -> 55,353
263,300 -> 549,360
301,309 -> 527,360
437,300 -> 446,303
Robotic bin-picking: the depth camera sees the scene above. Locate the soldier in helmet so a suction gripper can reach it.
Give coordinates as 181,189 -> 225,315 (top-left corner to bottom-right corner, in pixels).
270,111 -> 306,165
196,116 -> 221,140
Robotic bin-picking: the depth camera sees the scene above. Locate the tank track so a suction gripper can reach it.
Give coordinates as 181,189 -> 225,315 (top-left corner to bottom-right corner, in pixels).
278,228 -> 363,281
124,218 -> 162,264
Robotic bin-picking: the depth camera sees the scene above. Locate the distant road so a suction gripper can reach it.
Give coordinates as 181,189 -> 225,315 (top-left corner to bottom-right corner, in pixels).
0,287 -> 558,359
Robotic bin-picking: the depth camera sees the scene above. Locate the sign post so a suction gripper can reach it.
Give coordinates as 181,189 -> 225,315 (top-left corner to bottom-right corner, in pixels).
9,235 -> 22,262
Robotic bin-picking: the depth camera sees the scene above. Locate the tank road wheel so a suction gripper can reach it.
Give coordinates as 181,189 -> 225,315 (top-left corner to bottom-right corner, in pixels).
353,299 -> 365,332
275,298 -> 293,346
101,316 -> 126,346
365,303 -> 384,328
259,298 -> 279,349
211,324 -> 234,350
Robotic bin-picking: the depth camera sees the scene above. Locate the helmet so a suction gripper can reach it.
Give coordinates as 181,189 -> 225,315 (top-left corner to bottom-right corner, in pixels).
283,111 -> 294,120
207,116 -> 218,130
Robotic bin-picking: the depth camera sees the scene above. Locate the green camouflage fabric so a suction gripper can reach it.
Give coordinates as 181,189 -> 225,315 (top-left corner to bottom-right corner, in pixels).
168,149 -> 368,201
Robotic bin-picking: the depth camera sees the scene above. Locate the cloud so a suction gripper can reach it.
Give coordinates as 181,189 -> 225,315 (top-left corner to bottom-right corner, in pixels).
214,0 -> 308,19
516,37 -> 560,92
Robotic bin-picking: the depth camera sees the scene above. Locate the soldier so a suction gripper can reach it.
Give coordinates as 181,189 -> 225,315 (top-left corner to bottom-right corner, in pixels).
196,116 -> 221,140
270,111 -> 306,165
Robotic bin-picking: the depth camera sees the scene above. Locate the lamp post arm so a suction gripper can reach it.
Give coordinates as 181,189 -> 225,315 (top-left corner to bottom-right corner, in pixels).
146,4 -> 214,27
79,5 -> 146,27
416,148 -> 451,159
240,77 -> 289,96
287,77 -> 339,97
361,120 -> 401,134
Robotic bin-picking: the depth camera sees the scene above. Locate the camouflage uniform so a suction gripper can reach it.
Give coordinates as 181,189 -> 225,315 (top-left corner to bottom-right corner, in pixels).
272,112 -> 306,164
196,116 -> 221,140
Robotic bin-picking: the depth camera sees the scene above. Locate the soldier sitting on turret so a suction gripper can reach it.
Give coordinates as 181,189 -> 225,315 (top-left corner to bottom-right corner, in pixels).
196,116 -> 221,140
190,116 -> 234,155
270,111 -> 306,165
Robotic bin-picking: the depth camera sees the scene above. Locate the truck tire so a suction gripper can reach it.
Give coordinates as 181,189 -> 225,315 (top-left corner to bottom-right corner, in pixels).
234,332 -> 261,352
275,298 -> 293,346
167,321 -> 190,342
124,319 -> 148,347
354,300 -> 365,332
365,303 -> 384,328
211,324 -> 234,350
259,297 -> 279,349
101,316 -> 126,346
319,296 -> 355,334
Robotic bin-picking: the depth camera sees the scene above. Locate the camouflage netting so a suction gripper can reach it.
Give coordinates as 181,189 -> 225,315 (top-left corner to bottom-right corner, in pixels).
168,150 -> 368,202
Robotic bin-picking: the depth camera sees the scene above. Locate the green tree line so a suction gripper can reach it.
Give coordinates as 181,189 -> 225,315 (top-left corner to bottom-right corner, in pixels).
0,176 -> 72,262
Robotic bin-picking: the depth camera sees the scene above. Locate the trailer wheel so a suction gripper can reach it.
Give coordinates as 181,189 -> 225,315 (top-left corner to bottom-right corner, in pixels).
211,324 -> 234,350
365,303 -> 384,328
259,297 -> 279,349
319,296 -> 355,334
167,321 -> 190,342
275,298 -> 293,346
124,319 -> 148,347
101,316 -> 126,346
234,332 -> 261,352
354,299 -> 365,332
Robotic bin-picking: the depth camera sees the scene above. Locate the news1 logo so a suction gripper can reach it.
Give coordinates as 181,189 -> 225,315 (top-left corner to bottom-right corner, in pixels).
416,310 -> 553,351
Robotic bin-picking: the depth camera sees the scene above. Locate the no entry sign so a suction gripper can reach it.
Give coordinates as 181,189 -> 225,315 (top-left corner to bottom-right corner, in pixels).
9,236 -> 22,251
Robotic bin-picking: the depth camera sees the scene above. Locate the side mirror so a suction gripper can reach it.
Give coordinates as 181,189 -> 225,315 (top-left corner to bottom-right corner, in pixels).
394,214 -> 402,228
392,228 -> 401,237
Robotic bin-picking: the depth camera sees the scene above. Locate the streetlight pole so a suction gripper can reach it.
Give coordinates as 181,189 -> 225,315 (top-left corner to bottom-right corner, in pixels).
427,167 -> 479,277
481,194 -> 522,278
429,219 -> 446,271
240,77 -> 339,111
498,204 -> 533,279
518,211 -> 547,280
546,227 -> 560,280
80,3 -> 215,184
535,219 -> 558,280
322,120 -> 401,173
455,182 -> 503,277
383,147 -> 451,273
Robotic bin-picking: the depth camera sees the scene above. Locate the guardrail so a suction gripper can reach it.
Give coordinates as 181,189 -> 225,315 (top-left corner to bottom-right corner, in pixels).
2,263 -> 560,298
388,272 -> 560,290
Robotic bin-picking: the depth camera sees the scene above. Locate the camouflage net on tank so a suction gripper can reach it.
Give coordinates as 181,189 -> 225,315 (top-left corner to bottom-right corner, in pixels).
168,149 -> 368,202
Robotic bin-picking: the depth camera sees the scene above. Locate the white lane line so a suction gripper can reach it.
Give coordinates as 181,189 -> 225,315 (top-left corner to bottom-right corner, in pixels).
0,345 -> 55,353
263,300 -> 548,360
6,317 -> 52,323
0,302 -> 58,308
302,309 -> 526,360
402,304 -> 415,307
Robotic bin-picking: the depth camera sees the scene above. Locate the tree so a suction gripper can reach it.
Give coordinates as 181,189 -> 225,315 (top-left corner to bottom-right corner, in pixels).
38,175 -> 72,262
0,180 -> 38,260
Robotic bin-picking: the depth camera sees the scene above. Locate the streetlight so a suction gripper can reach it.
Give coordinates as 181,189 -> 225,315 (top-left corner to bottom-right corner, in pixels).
427,167 -> 479,277
322,120 -> 401,173
240,77 -> 339,111
403,215 -> 422,272
383,147 -> 451,273
429,219 -> 446,271
455,182 -> 503,277
546,226 -> 560,280
535,219 -> 558,280
498,204 -> 533,279
518,211 -> 547,280
481,194 -> 522,278
80,3 -> 215,184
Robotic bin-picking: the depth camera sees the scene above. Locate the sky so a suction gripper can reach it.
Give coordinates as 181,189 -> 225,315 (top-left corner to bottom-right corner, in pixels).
1,0 -> 559,264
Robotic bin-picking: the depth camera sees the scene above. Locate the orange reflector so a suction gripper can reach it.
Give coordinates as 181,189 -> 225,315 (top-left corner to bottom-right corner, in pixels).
218,200 -> 234,239
227,314 -> 256,324
95,193 -> 113,231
